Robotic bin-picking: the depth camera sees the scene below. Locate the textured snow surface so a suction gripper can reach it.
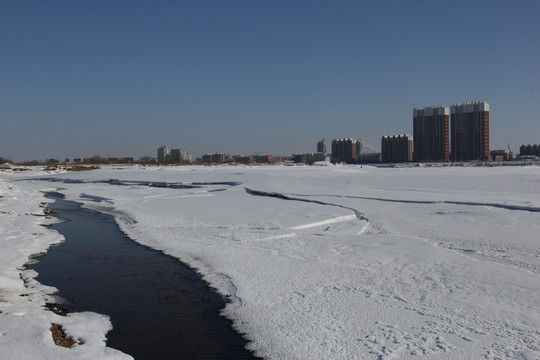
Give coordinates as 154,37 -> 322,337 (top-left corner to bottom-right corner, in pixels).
1,164 -> 539,359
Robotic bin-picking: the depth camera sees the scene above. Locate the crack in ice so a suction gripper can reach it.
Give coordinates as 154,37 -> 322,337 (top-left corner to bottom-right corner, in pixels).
288,193 -> 540,213
245,188 -> 369,223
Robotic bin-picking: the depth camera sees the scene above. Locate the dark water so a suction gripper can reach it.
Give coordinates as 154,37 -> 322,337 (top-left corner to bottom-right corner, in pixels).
28,192 -> 260,360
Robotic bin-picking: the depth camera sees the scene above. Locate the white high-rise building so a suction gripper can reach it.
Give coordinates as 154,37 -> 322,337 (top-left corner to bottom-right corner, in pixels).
157,146 -> 169,163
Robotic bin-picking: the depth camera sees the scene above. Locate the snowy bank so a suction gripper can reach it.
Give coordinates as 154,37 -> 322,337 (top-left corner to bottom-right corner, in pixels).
0,172 -> 131,359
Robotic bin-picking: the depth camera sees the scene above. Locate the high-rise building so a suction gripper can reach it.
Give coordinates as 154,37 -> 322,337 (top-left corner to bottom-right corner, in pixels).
170,149 -> 192,163
413,106 -> 449,162
331,138 -> 357,163
451,101 -> 490,161
317,139 -> 327,154
381,135 -> 413,163
157,146 -> 169,163
356,139 -> 363,157
520,144 -> 540,156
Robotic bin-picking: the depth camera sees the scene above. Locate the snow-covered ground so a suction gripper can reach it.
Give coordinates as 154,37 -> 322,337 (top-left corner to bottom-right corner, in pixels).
1,164 -> 539,359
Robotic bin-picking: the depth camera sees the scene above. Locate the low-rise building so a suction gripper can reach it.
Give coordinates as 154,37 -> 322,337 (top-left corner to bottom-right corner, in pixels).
202,153 -> 227,164
490,149 -> 511,161
234,156 -> 254,164
357,153 -> 382,163
253,155 -> 274,164
292,153 -> 330,164
272,156 -> 293,163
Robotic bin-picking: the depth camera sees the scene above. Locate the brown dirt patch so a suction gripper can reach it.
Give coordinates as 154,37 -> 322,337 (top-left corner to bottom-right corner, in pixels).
50,323 -> 76,348
65,165 -> 101,172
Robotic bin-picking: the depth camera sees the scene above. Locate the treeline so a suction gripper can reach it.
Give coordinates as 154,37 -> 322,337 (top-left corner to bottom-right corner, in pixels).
0,156 -> 13,164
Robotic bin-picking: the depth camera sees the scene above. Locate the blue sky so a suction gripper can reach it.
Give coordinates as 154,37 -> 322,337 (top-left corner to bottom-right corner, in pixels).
1,0 -> 539,161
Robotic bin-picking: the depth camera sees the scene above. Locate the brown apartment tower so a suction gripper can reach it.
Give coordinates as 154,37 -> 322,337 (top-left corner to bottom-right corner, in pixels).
413,106 -> 449,162
381,135 -> 413,163
450,101 -> 490,161
331,138 -> 357,164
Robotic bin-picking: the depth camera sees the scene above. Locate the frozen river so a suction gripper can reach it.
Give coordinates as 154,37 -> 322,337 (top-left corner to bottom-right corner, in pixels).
1,164 -> 539,359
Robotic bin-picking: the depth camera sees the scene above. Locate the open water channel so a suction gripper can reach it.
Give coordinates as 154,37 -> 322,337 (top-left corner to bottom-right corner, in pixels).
27,192 -> 260,360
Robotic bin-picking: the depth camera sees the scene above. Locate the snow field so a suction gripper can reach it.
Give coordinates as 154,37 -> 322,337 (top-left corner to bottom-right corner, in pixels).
1,164 -> 539,359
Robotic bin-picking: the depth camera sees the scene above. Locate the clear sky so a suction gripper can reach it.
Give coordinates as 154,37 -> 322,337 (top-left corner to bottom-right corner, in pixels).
1,0 -> 539,162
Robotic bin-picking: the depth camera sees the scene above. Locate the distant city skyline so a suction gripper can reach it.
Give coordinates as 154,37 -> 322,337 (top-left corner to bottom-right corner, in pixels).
1,1 -> 539,162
